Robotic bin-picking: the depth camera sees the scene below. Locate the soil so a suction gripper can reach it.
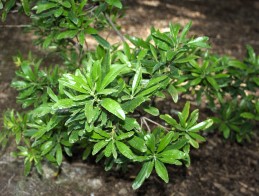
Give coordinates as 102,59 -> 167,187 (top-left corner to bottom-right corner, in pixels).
0,0 -> 259,195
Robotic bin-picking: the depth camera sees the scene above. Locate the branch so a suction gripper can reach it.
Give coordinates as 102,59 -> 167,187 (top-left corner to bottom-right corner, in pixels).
104,13 -> 125,42
0,24 -> 31,28
141,117 -> 170,132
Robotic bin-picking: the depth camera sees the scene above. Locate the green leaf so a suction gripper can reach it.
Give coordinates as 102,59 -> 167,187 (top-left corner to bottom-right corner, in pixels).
207,76 -> 219,90
82,146 -> 92,160
20,62 -> 35,80
168,84 -> 178,103
24,159 -> 32,176
145,134 -> 155,153
137,84 -> 160,97
78,31 -> 85,46
85,100 -> 95,123
240,112 -> 255,119
94,128 -> 110,138
57,30 -> 78,40
188,36 -> 210,48
173,55 -> 198,64
53,99 -> 74,110
60,1 -> 71,8
54,7 -> 63,17
160,114 -> 178,126
99,64 -> 125,91
101,98 -> 125,120
188,109 -> 199,128
144,106 -> 159,116
128,136 -> 147,152
150,44 -> 158,61
185,134 -> 199,148
92,140 -> 109,155
122,97 -> 146,113
158,149 -> 185,160
155,160 -> 169,183
121,117 -> 140,131
43,35 -> 53,48
69,131 -> 79,143
146,75 -> 168,88
123,42 -> 131,59
126,35 -> 149,49
182,101 -> 190,124
112,142 -> 117,159
56,144 -> 63,166
47,87 -> 58,102
116,131 -> 134,140
152,30 -> 173,46
35,3 -> 57,14
115,141 -> 135,159
132,161 -> 154,190
21,0 -> 30,15
180,21 -> 192,42
41,141 -> 54,155
104,141 -> 113,157
132,67 -> 142,94
152,37 -> 170,51
187,119 -> 213,132
92,34 -> 110,49
85,27 -> 98,35
220,124 -> 230,139
137,49 -> 148,61
68,11 -> 79,25
31,103 -> 52,117
105,0 -> 122,9
157,132 -> 174,153
190,78 -> 202,86
59,73 -> 89,93
189,132 -> 206,142
158,157 -> 182,165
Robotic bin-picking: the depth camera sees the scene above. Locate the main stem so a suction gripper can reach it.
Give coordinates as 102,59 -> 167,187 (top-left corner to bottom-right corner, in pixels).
104,13 -> 125,42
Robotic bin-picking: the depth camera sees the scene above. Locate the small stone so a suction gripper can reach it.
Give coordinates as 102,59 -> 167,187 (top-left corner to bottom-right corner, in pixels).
118,188 -> 128,195
87,179 -> 102,190
240,187 -> 246,193
42,164 -> 57,179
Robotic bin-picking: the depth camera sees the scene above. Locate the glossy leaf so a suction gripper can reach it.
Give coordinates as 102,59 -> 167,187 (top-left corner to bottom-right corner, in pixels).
157,132 -> 174,153
101,98 -> 125,120
115,141 -> 135,159
155,160 -> 169,183
132,161 -> 154,190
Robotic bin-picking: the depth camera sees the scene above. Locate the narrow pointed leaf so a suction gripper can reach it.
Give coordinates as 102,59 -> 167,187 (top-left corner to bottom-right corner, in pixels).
101,98 -> 125,120
157,131 -> 174,153
56,144 -> 63,166
155,160 -> 169,183
92,140 -> 109,155
115,141 -> 135,159
187,119 -> 213,132
132,161 -> 154,190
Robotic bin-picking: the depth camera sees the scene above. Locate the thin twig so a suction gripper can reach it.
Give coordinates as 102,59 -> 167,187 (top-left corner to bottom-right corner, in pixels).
0,25 -> 31,28
142,117 -> 170,131
8,174 -> 15,186
104,13 -> 125,42
142,117 -> 151,133
1,174 -> 15,193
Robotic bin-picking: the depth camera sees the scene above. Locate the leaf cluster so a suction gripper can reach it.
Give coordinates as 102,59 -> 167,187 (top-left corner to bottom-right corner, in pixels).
1,19 -> 213,189
1,0 -> 258,190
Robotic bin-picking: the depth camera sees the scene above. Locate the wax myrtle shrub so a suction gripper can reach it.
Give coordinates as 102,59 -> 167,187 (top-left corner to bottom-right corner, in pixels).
0,0 -> 258,190
1,0 -> 123,70
177,46 -> 259,142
